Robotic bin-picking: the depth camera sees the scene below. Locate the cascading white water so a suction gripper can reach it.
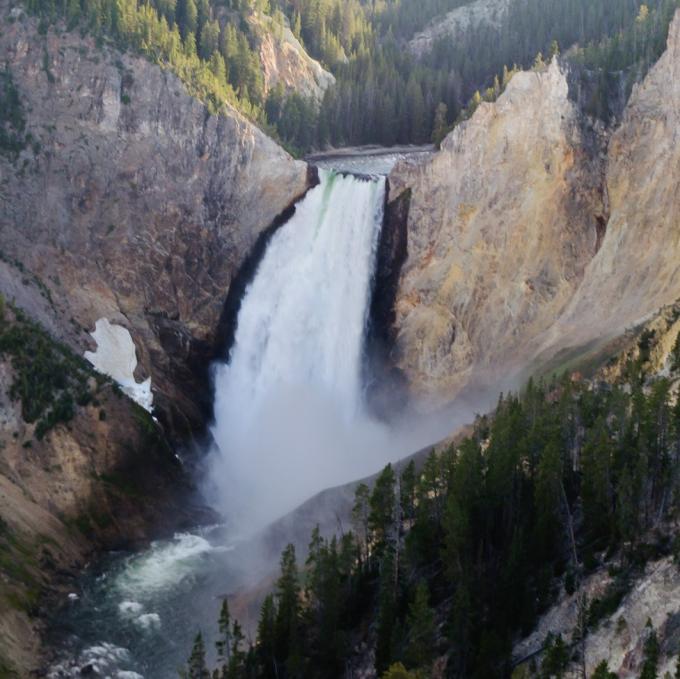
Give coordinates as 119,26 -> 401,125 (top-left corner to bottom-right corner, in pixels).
208,169 -> 390,531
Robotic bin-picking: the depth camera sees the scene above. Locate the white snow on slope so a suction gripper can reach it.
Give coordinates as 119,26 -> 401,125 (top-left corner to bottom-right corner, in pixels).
84,318 -> 153,412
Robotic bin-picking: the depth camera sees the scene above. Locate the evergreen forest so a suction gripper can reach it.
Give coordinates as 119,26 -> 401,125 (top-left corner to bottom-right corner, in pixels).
183,339 -> 680,678
20,0 -> 680,153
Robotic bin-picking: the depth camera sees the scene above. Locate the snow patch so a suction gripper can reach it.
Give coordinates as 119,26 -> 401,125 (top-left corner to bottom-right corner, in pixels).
84,318 -> 153,412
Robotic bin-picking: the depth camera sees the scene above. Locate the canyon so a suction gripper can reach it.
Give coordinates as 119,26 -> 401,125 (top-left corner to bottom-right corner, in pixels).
1,0 -> 680,676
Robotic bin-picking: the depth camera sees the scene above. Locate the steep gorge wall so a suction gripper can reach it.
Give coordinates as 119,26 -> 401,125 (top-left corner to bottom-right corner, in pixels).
389,9 -> 680,411
0,4 -> 311,436
388,59 -> 605,408
537,11 -> 680,359
408,0 -> 512,57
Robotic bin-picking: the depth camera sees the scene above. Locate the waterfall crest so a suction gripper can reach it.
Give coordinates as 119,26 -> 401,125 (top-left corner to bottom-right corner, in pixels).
208,170 -> 388,530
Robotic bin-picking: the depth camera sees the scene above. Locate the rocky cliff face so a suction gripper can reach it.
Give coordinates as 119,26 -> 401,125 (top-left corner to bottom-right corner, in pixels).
536,10 -> 680,359
249,12 -> 335,104
0,11 -> 311,671
0,4 -> 311,436
388,10 -> 680,411
408,0 -> 512,57
388,59 -> 605,409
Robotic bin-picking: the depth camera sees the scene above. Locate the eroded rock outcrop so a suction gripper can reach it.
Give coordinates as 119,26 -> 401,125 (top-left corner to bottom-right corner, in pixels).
513,557 -> 680,678
537,10 -> 680,359
0,4 -> 310,435
388,59 -> 605,409
249,12 -> 335,104
408,0 -> 512,57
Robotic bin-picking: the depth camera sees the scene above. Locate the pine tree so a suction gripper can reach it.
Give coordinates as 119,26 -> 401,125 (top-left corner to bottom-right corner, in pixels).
186,632 -> 210,679
541,632 -> 569,678
274,544 -> 302,674
640,621 -> 660,679
352,482 -> 370,543
549,39 -> 560,59
375,547 -> 398,674
216,599 -> 232,666
199,19 -> 220,59
534,439 -> 562,560
404,581 -> 437,670
431,101 -> 448,144
176,0 -> 197,39
400,460 -> 417,523
671,331 -> 680,373
581,417 -> 614,547
256,594 -> 277,679
184,31 -> 198,57
369,464 -> 396,555
225,620 -> 246,678
592,660 -> 617,679
209,51 -> 228,89
381,663 -> 419,679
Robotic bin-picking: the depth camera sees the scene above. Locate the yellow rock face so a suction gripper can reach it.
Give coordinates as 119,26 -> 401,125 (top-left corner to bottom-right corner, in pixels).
389,11 -> 680,411
539,12 -> 680,358
389,60 -> 604,408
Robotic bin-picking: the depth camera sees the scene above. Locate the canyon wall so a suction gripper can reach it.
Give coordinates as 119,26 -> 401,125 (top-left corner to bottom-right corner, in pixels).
537,10 -> 680,359
0,4 -> 311,435
248,12 -> 335,103
388,10 -> 680,410
408,0 -> 512,57
388,59 -> 605,408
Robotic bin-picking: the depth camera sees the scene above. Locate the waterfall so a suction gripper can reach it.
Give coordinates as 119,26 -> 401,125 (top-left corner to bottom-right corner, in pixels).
208,170 -> 389,531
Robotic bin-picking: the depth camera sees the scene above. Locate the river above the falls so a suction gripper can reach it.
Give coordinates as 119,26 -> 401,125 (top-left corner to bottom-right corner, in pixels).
307,144 -> 433,176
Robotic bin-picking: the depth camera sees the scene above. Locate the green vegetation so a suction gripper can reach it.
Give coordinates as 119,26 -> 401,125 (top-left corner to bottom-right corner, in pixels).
0,519 -> 41,615
20,0 -> 680,154
25,0 -> 268,122
586,571 -> 633,628
540,633 -> 569,678
184,365 -> 680,677
0,300 -> 105,440
640,620 -> 660,679
0,68 -> 27,159
0,249 -> 54,308
591,660 -> 618,679
309,0 -> 680,149
671,330 -> 680,373
572,0 -> 680,121
0,655 -> 20,679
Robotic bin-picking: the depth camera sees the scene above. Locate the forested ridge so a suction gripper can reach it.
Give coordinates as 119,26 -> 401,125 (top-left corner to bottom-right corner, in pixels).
183,326 -> 680,678
17,0 -> 680,153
